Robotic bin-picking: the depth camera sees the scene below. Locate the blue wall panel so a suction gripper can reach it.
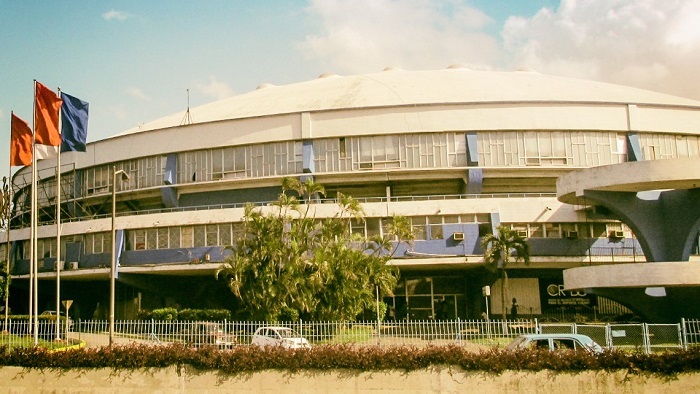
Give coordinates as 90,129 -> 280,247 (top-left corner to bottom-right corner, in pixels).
302,140 -> 315,173
466,168 -> 483,195
410,223 -> 480,256
81,253 -> 111,269
466,132 -> 478,166
121,246 -> 232,266
626,132 -> 644,162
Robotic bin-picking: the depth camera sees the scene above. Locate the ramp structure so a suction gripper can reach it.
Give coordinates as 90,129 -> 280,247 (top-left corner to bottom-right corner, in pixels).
557,158 -> 700,322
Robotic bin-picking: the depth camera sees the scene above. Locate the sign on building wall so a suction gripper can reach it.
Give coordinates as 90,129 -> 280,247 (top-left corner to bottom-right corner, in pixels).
540,282 -> 596,308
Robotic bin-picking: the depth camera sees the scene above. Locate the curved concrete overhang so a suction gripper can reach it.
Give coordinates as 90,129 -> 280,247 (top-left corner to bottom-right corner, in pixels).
563,261 -> 700,290
556,158 -> 700,205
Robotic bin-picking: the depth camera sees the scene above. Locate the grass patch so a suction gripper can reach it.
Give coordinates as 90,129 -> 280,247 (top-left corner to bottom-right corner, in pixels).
0,332 -> 77,351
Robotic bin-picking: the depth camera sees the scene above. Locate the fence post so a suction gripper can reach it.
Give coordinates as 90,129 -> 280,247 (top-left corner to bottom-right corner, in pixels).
643,323 -> 651,354
456,317 -> 461,344
681,318 -> 687,350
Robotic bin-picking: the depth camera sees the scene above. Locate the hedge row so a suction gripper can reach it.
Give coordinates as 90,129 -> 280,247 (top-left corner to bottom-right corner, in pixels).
136,308 -> 232,321
1,344 -> 699,377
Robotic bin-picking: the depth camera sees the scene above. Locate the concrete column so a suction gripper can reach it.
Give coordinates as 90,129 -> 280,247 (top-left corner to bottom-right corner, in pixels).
582,188 -> 700,262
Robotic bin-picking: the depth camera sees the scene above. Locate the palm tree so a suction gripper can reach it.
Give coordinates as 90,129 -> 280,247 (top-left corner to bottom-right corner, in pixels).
481,226 -> 530,321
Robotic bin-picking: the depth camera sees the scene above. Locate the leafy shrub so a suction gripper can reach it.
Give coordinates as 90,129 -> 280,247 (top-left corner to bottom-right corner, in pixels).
137,309 -> 231,321
150,308 -> 178,321
1,343 -> 699,377
178,309 -> 231,321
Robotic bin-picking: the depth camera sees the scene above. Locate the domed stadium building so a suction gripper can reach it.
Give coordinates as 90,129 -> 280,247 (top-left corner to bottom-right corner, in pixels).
4,67 -> 700,322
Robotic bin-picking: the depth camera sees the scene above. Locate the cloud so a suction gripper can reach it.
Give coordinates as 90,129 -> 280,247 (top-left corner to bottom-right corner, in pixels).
102,10 -> 133,21
502,0 -> 700,100
298,0 -> 700,101
126,86 -> 152,102
194,76 -> 235,100
298,0 -> 501,74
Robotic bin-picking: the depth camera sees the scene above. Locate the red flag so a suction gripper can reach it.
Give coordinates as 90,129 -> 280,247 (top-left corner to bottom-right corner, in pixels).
11,113 -> 33,166
34,81 -> 63,146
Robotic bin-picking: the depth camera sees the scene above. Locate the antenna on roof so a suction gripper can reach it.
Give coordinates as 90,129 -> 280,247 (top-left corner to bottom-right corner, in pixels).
180,88 -> 193,125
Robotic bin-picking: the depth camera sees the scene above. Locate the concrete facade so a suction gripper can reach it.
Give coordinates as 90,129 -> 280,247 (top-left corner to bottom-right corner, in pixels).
4,68 -> 700,322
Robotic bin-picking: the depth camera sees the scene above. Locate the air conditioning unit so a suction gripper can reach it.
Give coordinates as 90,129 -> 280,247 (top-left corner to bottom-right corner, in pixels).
453,232 -> 465,241
609,230 -> 624,238
516,230 -> 528,237
53,261 -> 65,271
68,262 -> 79,270
566,230 -> 578,239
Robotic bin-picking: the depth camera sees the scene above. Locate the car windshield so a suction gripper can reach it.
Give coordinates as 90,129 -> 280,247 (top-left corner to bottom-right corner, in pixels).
41,311 -> 67,317
277,329 -> 299,339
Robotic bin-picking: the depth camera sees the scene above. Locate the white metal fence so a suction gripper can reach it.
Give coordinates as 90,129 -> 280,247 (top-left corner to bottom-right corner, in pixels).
2,318 -> 699,353
68,319 -> 539,348
539,322 -> 685,353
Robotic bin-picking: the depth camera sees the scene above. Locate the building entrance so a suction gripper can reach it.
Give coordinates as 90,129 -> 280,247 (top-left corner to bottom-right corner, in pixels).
389,276 -> 467,320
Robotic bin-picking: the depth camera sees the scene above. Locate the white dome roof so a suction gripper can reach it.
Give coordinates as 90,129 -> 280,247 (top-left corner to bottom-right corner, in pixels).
119,68 -> 700,136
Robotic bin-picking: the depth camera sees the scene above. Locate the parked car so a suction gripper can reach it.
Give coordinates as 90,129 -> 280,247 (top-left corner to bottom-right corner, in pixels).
252,326 -> 310,349
183,322 -> 236,349
40,310 -> 73,330
506,333 -> 604,353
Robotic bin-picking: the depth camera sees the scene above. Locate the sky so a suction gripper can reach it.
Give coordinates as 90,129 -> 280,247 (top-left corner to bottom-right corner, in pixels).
2,0 -> 700,180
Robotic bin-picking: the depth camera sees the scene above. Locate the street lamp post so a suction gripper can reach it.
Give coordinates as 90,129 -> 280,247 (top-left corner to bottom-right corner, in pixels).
110,167 -> 130,346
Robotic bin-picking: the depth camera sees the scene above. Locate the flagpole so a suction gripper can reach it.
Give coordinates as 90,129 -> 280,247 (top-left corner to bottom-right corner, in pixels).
54,86 -> 62,341
31,80 -> 38,345
4,114 -> 13,331
4,174 -> 9,331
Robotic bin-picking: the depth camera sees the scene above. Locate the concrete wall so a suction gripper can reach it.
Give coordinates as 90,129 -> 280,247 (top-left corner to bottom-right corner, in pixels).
0,366 -> 697,393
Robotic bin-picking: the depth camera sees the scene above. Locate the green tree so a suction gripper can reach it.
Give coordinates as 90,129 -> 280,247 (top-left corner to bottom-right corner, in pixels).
217,178 -> 412,321
0,266 -> 8,307
480,225 -> 530,321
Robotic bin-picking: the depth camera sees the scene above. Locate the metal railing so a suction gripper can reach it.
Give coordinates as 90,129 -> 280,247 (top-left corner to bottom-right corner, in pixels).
21,192 -> 557,228
540,322 -> 686,353
2,318 -> 698,353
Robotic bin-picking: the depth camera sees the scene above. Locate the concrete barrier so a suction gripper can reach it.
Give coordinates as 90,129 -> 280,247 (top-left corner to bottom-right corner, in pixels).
0,366 -> 698,393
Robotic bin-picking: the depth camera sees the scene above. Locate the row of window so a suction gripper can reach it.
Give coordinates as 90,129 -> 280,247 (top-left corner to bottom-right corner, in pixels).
15,219 -> 634,260
502,222 -> 629,239
16,131 -> 700,211
179,141 -> 304,183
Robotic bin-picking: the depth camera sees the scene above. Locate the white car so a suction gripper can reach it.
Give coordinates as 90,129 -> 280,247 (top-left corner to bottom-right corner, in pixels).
506,333 -> 604,353
40,310 -> 74,330
251,326 -> 310,349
